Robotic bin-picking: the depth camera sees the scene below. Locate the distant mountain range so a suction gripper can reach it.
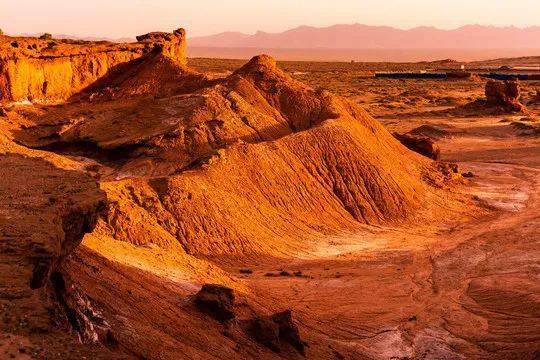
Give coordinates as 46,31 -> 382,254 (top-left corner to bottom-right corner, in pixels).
11,33 -> 135,43
54,34 -> 136,43
189,24 -> 540,49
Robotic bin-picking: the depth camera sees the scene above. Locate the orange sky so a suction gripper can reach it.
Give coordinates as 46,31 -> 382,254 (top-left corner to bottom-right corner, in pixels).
1,0 -> 539,38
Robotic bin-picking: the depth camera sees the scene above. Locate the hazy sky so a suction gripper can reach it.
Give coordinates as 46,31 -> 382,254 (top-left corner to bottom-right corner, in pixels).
2,0 -> 539,38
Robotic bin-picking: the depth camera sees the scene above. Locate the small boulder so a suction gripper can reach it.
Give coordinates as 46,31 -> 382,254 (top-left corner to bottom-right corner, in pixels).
193,284 -> 235,322
438,162 -> 460,176
394,133 -> 440,160
485,80 -> 525,113
248,315 -> 281,352
271,311 -> 305,355
248,310 -> 305,355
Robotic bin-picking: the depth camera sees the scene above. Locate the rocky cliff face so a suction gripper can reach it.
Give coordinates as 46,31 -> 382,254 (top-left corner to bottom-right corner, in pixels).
0,29 -> 187,103
0,147 -> 106,346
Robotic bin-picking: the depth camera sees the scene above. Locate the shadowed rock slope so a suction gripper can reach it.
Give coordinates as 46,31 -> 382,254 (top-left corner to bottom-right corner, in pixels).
0,130 -> 117,357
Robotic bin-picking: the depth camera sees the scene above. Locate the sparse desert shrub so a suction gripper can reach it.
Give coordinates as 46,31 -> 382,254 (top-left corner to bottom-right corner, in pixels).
39,33 -> 52,40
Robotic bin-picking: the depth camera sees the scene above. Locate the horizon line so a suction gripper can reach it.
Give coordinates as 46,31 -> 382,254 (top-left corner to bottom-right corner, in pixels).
189,22 -> 540,39
4,22 -> 540,41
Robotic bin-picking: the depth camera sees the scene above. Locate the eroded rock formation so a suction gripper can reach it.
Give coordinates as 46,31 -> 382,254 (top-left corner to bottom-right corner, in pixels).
248,310 -> 306,355
447,79 -> 528,116
194,284 -> 236,322
0,28 -> 187,102
485,79 -> 525,113
393,132 -> 441,160
0,147 -> 107,354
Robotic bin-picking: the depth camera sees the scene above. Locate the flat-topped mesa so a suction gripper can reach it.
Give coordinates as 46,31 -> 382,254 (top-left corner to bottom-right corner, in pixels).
0,28 -> 187,102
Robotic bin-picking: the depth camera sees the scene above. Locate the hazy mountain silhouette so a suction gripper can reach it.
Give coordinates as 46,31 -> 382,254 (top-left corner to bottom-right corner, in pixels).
189,24 -> 540,49
11,33 -> 135,43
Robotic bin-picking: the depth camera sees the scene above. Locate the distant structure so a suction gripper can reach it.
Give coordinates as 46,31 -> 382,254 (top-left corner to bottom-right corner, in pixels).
483,73 -> 540,81
375,62 -> 540,81
375,72 -> 447,79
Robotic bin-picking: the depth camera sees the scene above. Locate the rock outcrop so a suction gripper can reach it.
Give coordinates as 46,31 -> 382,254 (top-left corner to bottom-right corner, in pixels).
135,28 -> 187,63
194,284 -> 236,322
485,79 -> 525,113
0,29 -> 187,102
449,79 -> 528,116
248,310 -> 305,355
0,149 -> 106,347
49,271 -> 113,344
83,48 -> 207,100
393,132 -> 441,160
